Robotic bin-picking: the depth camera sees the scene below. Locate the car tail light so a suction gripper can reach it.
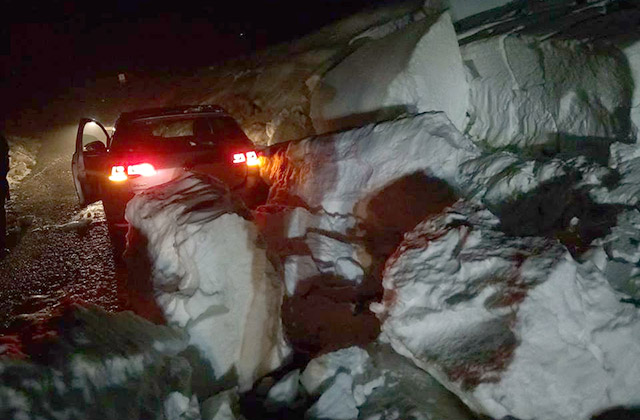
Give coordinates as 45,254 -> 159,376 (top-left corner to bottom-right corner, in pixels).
233,151 -> 261,167
128,163 -> 157,177
108,163 -> 157,182
109,166 -> 128,182
245,151 -> 260,166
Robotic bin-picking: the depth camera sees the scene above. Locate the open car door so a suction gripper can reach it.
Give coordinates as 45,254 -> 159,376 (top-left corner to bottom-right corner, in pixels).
71,118 -> 110,205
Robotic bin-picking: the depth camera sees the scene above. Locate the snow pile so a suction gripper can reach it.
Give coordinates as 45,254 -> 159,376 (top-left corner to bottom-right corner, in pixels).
310,12 -> 469,134
373,201 -> 640,420
125,172 -> 289,391
0,306 -> 192,420
462,35 -> 633,149
6,135 -> 40,188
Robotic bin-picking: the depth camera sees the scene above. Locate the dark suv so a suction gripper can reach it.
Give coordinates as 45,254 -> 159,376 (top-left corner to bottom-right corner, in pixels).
71,105 -> 267,245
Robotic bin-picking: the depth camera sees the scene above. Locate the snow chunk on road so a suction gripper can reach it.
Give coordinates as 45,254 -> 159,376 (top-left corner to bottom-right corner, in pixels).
374,202 -> 640,420
126,172 -> 290,391
301,346 -> 370,395
266,369 -> 300,407
307,372 -> 359,420
201,389 -> 244,420
164,392 -> 201,420
311,12 -> 469,133
462,35 -> 632,149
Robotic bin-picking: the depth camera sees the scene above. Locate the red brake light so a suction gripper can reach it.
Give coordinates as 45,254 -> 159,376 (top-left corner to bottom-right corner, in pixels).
109,163 -> 156,182
246,151 -> 260,166
109,166 -> 127,182
233,151 -> 261,167
128,163 -> 157,177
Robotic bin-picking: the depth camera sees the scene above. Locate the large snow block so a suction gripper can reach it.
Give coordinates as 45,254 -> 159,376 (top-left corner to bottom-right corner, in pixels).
261,112 -> 478,215
373,202 -> 640,420
463,35 -> 633,149
125,173 -> 290,391
310,12 -> 469,134
622,39 -> 640,137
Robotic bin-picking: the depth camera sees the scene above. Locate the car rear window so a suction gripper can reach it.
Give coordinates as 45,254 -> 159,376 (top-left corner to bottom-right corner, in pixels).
111,116 -> 252,151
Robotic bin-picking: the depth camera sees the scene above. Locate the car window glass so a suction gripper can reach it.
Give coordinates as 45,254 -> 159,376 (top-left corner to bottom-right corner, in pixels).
111,116 -> 252,150
82,122 -> 108,151
152,120 -> 193,137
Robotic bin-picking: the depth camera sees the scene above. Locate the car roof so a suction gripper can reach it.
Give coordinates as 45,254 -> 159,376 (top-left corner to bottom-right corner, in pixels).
116,105 -> 229,126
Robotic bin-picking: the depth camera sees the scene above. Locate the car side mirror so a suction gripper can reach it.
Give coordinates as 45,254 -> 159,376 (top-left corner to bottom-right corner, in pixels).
84,141 -> 107,153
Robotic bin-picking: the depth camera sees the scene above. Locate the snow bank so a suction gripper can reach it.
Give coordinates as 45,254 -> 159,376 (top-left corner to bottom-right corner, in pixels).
373,202 -> 640,420
6,135 -> 40,188
310,12 -> 469,134
0,306 -> 191,420
462,35 -> 633,149
125,172 -> 289,391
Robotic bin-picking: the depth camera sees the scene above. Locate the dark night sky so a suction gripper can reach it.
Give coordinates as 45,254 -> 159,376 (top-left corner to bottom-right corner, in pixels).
1,0 -> 402,120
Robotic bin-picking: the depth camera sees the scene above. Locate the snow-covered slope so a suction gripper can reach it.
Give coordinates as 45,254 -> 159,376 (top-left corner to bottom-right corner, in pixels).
125,173 -> 290,391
